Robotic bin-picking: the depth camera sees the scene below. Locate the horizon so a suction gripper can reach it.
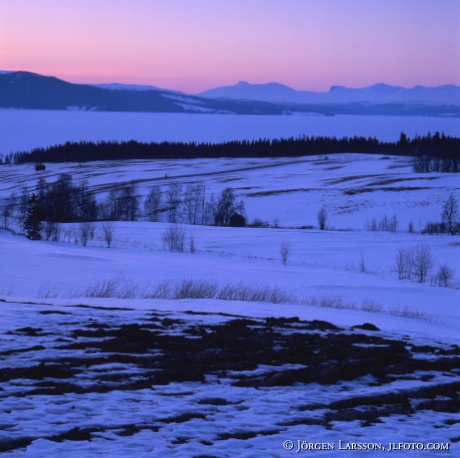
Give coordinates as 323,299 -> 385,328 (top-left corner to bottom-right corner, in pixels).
1,69 -> 459,95
1,0 -> 459,93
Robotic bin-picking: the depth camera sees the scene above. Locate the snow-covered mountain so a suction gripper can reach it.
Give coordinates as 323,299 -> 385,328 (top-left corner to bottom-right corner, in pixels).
1,71 -> 459,116
0,71 -> 303,115
198,81 -> 460,106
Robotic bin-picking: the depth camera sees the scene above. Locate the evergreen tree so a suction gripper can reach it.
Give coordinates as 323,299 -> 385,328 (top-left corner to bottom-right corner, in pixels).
24,194 -> 43,240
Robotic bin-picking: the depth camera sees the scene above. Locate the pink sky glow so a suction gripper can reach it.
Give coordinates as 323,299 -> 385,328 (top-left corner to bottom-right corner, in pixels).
0,0 -> 459,93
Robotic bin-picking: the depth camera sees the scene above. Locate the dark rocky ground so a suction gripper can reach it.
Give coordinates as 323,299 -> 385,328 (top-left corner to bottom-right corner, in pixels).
1,305 -> 459,453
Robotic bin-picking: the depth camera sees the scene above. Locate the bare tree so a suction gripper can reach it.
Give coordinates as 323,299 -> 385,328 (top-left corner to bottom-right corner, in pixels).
166,183 -> 182,223
317,206 -> 328,230
144,186 -> 162,222
441,193 -> 459,235
101,221 -> 115,248
280,240 -> 291,266
215,187 -> 236,226
162,225 -> 186,252
436,264 -> 454,287
412,243 -> 434,283
204,192 -> 217,225
183,183 -> 205,225
389,214 -> 399,232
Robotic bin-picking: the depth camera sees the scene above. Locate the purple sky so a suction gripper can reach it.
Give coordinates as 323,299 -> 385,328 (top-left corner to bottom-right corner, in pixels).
1,0 -> 459,93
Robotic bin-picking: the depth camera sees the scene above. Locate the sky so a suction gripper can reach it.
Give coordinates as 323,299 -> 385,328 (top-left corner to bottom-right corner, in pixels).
0,0 -> 459,93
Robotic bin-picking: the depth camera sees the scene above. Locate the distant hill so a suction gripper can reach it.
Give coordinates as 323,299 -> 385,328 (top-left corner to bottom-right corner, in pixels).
1,71 -> 459,117
0,71 -> 315,115
198,81 -> 460,107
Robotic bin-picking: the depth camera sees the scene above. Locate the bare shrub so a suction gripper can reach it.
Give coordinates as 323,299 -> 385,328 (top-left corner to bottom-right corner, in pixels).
189,236 -> 196,253
359,252 -> 367,273
162,225 -> 186,252
280,240 -> 291,266
101,221 -> 115,248
436,264 -> 454,287
394,246 -> 413,280
78,222 -> 94,247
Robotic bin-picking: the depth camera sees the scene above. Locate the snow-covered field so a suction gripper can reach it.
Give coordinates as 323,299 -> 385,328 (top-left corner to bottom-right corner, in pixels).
1,122 -> 459,456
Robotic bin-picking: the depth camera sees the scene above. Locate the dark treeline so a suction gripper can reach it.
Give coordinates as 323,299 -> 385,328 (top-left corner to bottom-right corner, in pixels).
2,132 -> 459,172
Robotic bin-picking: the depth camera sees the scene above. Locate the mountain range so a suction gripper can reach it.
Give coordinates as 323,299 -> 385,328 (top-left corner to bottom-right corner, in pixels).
1,71 -> 459,117
198,80 -> 460,106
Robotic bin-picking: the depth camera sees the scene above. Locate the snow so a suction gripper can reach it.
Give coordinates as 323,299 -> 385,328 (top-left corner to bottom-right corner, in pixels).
0,133 -> 459,455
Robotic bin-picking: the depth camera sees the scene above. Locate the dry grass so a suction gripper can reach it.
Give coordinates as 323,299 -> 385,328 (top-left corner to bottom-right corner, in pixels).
388,305 -> 440,323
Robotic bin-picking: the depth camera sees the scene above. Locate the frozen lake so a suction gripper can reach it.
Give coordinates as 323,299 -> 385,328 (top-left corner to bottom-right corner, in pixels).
0,109 -> 459,154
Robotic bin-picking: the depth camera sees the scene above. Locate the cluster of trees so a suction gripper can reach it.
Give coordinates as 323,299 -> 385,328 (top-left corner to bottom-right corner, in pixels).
366,214 -> 399,232
394,244 -> 454,287
2,133 -> 459,172
1,173 -> 247,240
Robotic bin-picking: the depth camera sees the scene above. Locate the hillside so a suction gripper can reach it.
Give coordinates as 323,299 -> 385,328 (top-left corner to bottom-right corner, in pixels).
0,152 -> 459,456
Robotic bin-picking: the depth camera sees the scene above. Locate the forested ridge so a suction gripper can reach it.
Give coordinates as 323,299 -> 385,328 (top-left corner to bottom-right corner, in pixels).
2,132 -> 459,172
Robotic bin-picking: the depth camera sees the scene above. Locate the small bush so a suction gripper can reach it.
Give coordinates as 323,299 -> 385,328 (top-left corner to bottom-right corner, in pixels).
359,252 -> 367,273
189,236 -> 196,253
101,221 -> 115,248
394,246 -> 413,280
162,225 -> 186,252
280,240 -> 290,266
249,218 -> 269,228
436,264 -> 454,287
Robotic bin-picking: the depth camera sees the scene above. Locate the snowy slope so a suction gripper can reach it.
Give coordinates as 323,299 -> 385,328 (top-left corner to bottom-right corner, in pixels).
0,153 -> 459,456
